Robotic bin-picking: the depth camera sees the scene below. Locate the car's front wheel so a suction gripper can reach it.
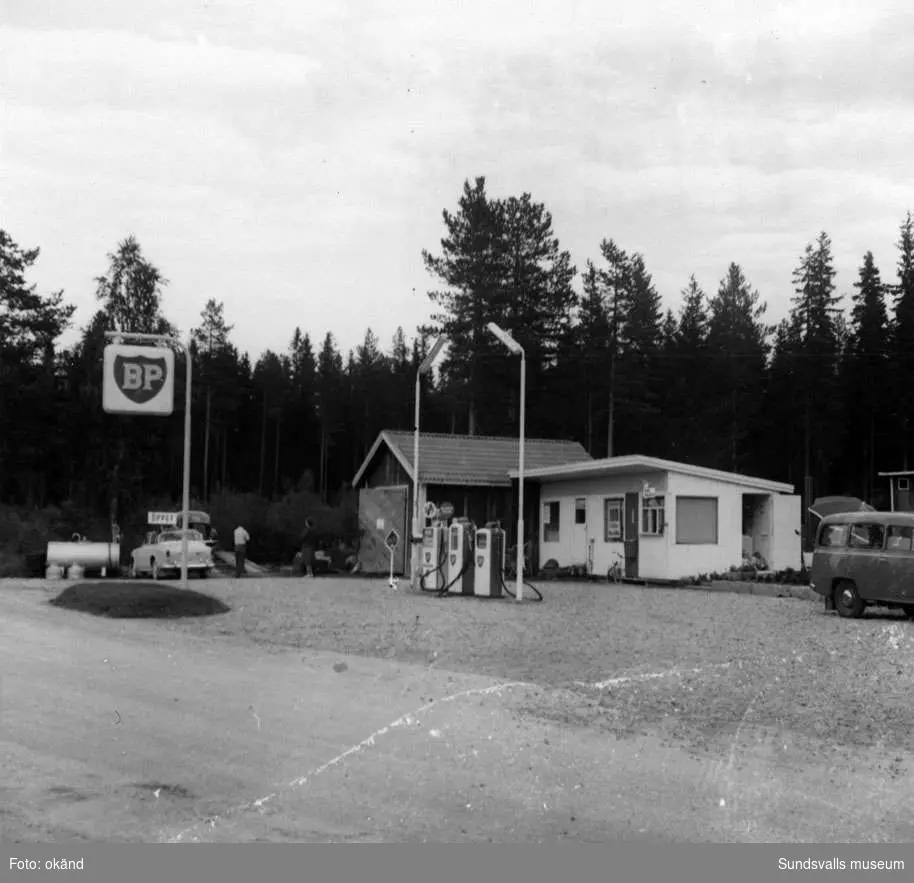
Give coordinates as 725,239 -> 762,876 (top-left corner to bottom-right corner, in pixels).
833,579 -> 865,619
151,560 -> 160,581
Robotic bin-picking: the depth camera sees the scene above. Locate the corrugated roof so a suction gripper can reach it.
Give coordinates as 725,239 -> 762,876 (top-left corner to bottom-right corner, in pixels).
352,430 -> 593,488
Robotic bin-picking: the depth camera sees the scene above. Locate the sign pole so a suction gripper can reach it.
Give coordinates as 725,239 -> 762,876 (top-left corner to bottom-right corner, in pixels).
104,331 -> 192,589
180,338 -> 191,589
385,527 -> 400,590
411,371 -> 421,591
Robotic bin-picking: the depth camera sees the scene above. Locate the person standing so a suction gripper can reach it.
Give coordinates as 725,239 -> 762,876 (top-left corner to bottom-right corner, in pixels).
234,524 -> 250,578
299,518 -> 316,578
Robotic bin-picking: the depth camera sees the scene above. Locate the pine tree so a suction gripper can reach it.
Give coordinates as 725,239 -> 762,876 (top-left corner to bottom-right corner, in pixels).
666,275 -> 710,464
616,252 -> 664,456
422,177 -> 505,435
706,263 -> 770,472
0,229 -> 75,504
891,212 -> 914,468
790,231 -> 844,514
842,252 -> 890,500
191,299 -> 235,503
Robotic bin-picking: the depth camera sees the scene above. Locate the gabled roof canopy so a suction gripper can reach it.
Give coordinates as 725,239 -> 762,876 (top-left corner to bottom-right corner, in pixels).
352,430 -> 593,489
509,454 -> 794,494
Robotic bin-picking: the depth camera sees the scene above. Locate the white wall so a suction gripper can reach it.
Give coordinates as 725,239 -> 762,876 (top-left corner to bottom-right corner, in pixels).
537,472 -> 669,579
665,474 -> 743,578
537,469 -> 800,581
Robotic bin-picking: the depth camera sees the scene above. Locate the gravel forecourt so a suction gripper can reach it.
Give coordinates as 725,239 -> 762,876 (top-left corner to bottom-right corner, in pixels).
3,575 -> 913,842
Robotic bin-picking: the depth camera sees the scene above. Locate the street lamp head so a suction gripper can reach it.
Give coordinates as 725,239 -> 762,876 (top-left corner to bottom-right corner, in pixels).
418,334 -> 448,375
486,322 -> 523,356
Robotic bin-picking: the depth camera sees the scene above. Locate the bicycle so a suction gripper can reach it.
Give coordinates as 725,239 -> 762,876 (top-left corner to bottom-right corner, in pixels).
505,542 -> 532,580
607,551 -> 624,584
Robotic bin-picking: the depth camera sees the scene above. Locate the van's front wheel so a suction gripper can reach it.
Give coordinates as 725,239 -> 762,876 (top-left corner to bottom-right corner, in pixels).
834,580 -> 865,619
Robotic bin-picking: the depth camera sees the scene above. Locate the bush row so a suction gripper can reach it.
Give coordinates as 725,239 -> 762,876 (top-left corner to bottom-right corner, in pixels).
0,486 -> 361,576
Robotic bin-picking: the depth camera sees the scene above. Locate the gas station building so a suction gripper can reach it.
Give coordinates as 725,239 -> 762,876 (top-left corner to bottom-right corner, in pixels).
352,430 -> 592,576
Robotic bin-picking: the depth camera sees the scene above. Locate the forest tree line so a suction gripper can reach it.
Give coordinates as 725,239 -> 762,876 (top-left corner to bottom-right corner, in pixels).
2,176 -> 914,523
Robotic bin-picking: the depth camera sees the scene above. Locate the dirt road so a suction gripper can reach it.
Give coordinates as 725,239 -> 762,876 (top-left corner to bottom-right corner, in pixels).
3,577 -> 913,842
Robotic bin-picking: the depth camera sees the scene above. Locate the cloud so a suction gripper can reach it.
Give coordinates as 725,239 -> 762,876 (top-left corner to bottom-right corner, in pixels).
3,0 -> 914,362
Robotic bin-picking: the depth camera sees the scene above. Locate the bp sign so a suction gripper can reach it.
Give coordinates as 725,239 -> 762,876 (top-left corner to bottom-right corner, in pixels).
103,344 -> 175,416
385,529 -> 400,550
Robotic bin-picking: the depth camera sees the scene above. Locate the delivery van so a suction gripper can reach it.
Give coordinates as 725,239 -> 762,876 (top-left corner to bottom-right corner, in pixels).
809,511 -> 914,619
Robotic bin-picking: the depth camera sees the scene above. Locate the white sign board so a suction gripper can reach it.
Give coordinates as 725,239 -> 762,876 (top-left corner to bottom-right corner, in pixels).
103,344 -> 175,416
148,511 -> 178,526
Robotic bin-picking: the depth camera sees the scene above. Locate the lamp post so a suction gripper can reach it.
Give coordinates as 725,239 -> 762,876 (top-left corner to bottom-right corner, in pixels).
486,322 -> 526,602
411,335 -> 448,590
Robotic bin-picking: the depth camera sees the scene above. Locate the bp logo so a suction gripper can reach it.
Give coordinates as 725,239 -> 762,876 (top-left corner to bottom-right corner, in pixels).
103,344 -> 176,415
114,354 -> 168,403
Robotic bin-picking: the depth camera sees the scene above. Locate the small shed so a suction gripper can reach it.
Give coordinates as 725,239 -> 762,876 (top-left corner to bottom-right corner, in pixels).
877,471 -> 914,512
509,454 -> 802,581
352,430 -> 592,575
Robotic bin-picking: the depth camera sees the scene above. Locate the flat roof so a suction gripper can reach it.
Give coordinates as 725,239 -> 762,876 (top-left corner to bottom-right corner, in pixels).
508,454 -> 794,494
877,471 -> 914,477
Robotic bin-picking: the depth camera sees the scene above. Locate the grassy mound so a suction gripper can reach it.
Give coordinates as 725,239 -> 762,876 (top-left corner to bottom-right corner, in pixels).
48,581 -> 231,619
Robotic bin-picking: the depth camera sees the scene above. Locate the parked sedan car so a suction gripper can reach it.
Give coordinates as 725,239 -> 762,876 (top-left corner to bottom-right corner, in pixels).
129,529 -> 215,580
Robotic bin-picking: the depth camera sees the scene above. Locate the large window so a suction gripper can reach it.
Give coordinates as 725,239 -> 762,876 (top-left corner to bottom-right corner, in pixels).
848,522 -> 886,550
543,501 -> 560,542
675,497 -> 719,545
641,496 -> 665,536
886,524 -> 913,552
604,497 -> 623,541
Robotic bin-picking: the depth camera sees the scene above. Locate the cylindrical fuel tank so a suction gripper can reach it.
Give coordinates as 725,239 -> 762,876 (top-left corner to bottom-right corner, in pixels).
46,541 -> 120,571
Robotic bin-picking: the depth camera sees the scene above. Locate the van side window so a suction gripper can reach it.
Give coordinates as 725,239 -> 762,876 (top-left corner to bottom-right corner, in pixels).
886,525 -> 914,552
848,523 -> 886,550
818,523 -> 849,547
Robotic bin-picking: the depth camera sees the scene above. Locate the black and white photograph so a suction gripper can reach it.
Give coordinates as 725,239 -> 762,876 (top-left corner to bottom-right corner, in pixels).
2,0 -> 914,855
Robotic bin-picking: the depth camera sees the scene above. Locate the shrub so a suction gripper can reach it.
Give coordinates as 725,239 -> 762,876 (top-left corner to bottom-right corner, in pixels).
207,487 -> 359,564
0,550 -> 26,577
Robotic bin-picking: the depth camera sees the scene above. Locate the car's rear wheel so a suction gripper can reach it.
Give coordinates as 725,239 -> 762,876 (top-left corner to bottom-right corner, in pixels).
833,580 -> 865,619
129,558 -> 138,579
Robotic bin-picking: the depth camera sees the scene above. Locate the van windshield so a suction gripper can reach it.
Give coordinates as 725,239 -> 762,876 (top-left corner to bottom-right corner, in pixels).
818,523 -> 849,547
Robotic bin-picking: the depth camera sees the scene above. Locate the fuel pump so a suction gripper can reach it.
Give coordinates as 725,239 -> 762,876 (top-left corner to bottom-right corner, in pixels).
473,523 -> 506,598
446,518 -> 476,595
419,524 -> 447,592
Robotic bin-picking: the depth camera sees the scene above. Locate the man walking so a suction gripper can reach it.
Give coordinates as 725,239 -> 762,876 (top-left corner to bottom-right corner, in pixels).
234,524 -> 250,578
299,518 -> 316,578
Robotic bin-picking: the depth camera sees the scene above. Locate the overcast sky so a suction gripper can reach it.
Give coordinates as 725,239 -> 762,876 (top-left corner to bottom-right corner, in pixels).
3,0 -> 913,363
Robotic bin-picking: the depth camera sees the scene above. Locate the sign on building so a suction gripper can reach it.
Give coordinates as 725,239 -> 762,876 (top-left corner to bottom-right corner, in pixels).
103,344 -> 175,416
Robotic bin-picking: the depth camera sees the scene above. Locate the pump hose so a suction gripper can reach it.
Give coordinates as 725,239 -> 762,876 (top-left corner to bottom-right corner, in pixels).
435,542 -> 476,596
418,558 -> 447,593
500,571 -> 544,602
